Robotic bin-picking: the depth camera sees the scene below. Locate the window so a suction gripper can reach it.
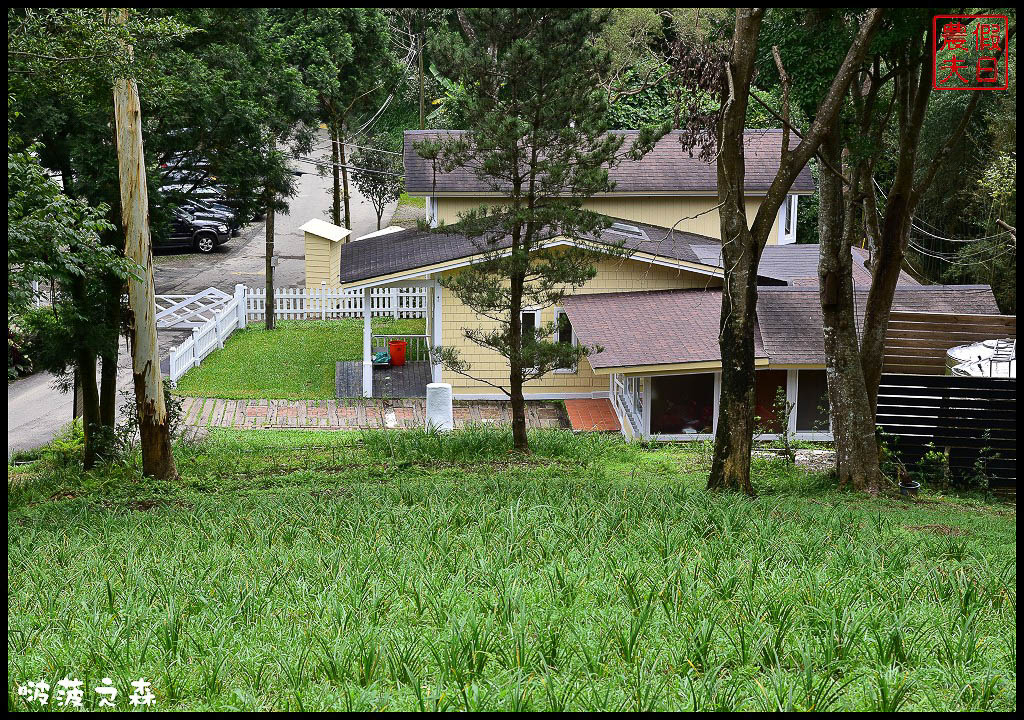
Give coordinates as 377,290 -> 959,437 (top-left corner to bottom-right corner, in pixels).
650,373 -> 715,435
553,307 -> 576,373
520,310 -> 538,338
796,369 -> 830,432
755,370 -> 789,434
780,194 -> 798,244
518,310 -> 541,374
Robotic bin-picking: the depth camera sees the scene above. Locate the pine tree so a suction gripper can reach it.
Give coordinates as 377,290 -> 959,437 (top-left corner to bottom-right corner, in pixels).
419,9 -> 662,451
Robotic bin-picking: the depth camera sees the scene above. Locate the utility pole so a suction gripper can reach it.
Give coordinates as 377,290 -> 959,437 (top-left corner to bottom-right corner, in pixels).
112,8 -> 177,480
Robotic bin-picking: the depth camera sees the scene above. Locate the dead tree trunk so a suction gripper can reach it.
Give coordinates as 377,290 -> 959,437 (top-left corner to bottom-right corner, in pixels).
817,132 -> 883,493
113,13 -> 177,480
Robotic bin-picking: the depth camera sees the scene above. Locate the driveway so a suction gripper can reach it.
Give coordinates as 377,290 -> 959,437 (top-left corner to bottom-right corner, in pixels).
8,131 -> 398,457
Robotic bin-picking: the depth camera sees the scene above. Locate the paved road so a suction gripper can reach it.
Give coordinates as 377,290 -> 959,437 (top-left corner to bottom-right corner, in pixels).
8,133 -> 398,458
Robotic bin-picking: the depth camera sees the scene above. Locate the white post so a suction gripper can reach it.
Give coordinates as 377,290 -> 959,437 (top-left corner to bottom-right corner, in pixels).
234,284 -> 247,330
391,286 -> 400,318
321,281 -> 327,320
191,327 -> 201,368
215,311 -> 225,349
431,280 -> 443,383
362,287 -> 373,398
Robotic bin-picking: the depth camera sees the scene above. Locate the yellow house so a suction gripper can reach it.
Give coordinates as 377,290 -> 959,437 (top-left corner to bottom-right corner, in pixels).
332,129 -> 997,440
405,129 -> 812,246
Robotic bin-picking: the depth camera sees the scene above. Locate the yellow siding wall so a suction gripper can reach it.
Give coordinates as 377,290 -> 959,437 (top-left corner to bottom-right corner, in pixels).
440,256 -> 720,397
304,233 -> 342,287
435,195 -> 782,245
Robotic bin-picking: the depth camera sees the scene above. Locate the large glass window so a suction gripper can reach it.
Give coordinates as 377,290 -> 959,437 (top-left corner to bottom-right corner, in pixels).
650,373 -> 715,435
755,370 -> 789,433
796,369 -> 830,432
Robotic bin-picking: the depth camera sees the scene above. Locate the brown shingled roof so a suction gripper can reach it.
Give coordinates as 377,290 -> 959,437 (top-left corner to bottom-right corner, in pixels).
404,129 -> 815,195
340,218 -> 719,285
755,285 -> 1002,365
561,285 -> 1000,370
562,289 -> 767,371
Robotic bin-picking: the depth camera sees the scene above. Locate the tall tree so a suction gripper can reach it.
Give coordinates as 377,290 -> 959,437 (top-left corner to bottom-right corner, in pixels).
9,8 -> 189,456
701,8 -> 883,494
277,9 -> 399,228
420,9 -> 663,452
350,135 -> 403,230
809,12 -> 1013,491
8,131 -> 135,467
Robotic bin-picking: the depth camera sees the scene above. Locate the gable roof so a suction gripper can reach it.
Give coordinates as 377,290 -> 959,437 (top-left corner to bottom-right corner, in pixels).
338,214 -> 921,289
339,218 -> 723,286
755,285 -> 1002,365
404,129 -> 815,196
562,289 -> 767,372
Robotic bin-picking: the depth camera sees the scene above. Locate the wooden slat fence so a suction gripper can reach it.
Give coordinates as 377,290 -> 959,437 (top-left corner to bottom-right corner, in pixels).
876,374 -> 1016,488
882,311 -> 1016,375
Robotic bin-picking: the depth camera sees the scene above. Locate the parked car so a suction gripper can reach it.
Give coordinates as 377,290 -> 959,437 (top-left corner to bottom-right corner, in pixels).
157,208 -> 231,253
184,198 -> 240,234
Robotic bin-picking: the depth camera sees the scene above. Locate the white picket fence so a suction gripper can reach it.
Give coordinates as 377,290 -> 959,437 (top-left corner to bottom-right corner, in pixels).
167,283 -> 428,384
244,283 -> 427,322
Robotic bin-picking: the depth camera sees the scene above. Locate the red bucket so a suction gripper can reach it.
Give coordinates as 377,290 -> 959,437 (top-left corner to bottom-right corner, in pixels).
388,340 -> 407,367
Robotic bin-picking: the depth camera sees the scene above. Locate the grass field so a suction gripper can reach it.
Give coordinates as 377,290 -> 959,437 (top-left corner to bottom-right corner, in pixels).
174,318 -> 426,400
8,429 -> 1017,711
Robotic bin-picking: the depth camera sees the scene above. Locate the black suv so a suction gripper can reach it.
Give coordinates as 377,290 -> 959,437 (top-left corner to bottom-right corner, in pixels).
184,198 -> 240,234
160,209 -> 231,253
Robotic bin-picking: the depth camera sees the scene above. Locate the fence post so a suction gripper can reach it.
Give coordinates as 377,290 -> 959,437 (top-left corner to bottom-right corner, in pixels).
215,311 -> 225,349
191,327 -> 201,368
235,284 -> 247,330
391,286 -> 400,318
321,281 -> 327,321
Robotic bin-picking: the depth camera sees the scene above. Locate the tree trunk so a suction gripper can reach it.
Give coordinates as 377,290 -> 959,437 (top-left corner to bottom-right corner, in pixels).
817,131 -> 883,493
707,9 -> 762,495
76,347 -> 101,470
265,196 -> 276,331
331,122 -> 342,226
418,32 -> 425,131
99,276 -> 121,430
113,20 -> 178,481
509,270 -> 528,452
708,234 -> 758,495
339,132 -> 351,229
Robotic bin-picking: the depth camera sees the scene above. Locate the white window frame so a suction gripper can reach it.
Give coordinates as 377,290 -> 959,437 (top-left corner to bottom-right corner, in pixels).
552,306 -> 578,374
778,194 -> 798,245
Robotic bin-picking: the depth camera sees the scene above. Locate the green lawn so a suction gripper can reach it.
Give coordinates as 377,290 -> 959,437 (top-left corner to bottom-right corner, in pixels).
8,429 -> 1016,711
174,318 -> 426,400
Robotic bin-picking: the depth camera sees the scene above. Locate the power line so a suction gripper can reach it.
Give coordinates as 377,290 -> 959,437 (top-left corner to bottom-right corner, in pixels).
289,154 -> 404,178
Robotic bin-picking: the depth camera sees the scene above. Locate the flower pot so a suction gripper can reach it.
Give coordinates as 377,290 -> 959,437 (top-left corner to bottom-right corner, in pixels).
899,479 -> 920,497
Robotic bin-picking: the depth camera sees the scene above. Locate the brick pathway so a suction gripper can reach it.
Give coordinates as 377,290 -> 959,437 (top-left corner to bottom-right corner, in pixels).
178,397 -> 569,430
564,398 -> 621,432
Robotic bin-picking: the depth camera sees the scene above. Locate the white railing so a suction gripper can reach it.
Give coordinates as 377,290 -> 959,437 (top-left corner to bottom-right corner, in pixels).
612,373 -> 644,437
168,284 -> 248,384
244,283 -> 427,322
167,283 -> 429,384
372,334 -> 432,363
